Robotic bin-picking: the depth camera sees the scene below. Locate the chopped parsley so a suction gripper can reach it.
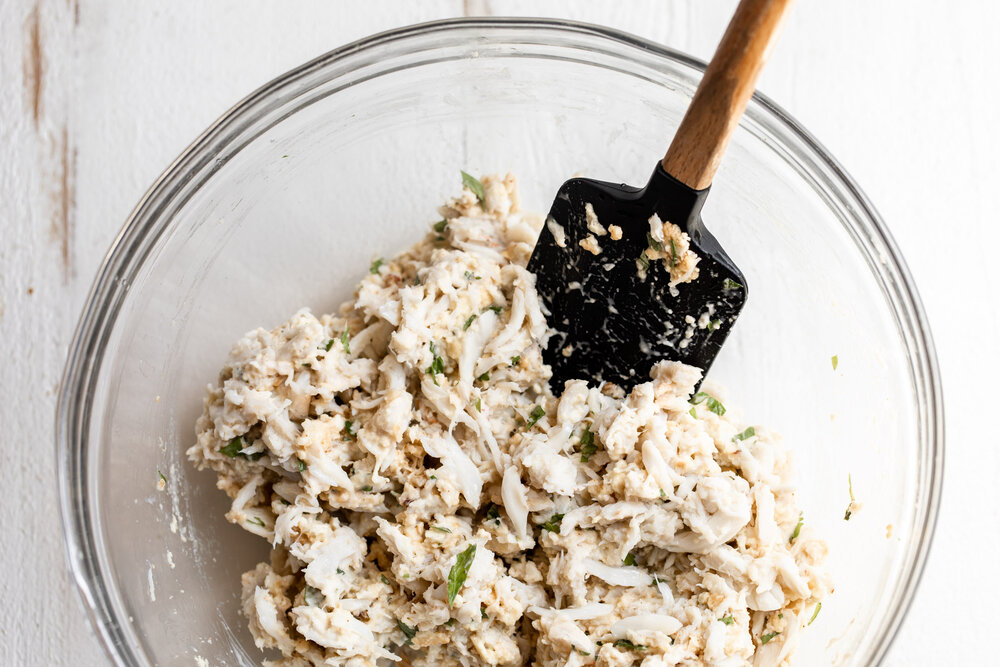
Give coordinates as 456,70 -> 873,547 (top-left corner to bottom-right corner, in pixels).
573,647 -> 591,656
690,391 -> 726,416
637,253 -> 651,272
487,305 -> 503,314
539,513 -> 564,533
689,407 -> 698,419
219,436 -> 245,458
579,425 -> 597,462
613,639 -> 647,651
296,458 -> 307,472
433,219 -> 448,233
485,504 -> 501,524
510,355 -> 521,366
477,372 -> 490,382
340,327 -> 351,354
396,619 -> 417,645
361,485 -> 373,492
381,574 -> 391,585
669,238 -> 679,266
445,618 -> 456,627
623,552 -> 637,566
430,525 -> 452,533
720,614 -> 735,625
475,397 -> 482,412
646,232 -> 663,252
344,420 -> 356,440
463,314 -> 477,330
789,513 -> 804,543
464,270 -> 481,281
303,585 -> 322,606
426,342 -> 445,385
831,354 -> 839,370
733,426 -> 755,442
723,278 -> 743,290
370,257 -> 384,274
247,517 -> 265,527
659,488 -> 667,498
461,170 -> 486,204
157,470 -> 167,484
760,632 -> 780,645
526,405 -> 545,429
707,318 -> 721,331
336,568 -> 344,575
808,602 -> 822,625
480,606 -> 489,619
844,474 -> 855,521
324,338 -> 334,352
447,544 -> 477,607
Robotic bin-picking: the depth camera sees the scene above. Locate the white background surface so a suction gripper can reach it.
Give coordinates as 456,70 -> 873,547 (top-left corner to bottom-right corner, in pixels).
1,1 -> 996,664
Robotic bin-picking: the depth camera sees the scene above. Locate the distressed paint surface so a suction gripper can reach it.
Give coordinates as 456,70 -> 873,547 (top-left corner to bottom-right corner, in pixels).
0,1 -> 997,665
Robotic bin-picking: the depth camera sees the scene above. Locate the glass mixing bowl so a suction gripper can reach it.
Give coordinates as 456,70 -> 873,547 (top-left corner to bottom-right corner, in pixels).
57,18 -> 943,666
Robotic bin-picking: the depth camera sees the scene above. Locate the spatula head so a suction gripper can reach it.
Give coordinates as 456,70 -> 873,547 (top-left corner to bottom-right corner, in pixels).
528,162 -> 747,390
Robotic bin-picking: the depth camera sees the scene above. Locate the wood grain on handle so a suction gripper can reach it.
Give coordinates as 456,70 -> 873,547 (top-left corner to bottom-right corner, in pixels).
661,0 -> 794,190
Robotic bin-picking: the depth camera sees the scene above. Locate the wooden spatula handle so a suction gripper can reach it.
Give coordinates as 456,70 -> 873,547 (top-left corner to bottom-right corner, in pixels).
661,0 -> 793,190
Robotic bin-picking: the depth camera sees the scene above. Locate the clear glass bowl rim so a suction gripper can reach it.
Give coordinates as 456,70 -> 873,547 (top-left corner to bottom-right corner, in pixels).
56,17 -> 944,666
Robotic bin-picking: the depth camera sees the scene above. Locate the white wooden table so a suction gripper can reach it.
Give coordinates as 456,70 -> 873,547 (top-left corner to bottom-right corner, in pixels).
1,1 -> 995,664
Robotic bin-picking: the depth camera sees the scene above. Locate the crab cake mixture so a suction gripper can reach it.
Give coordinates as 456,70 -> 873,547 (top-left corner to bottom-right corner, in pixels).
188,174 -> 831,666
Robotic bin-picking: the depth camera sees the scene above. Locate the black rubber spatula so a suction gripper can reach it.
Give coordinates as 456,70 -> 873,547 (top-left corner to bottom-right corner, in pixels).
528,0 -> 793,389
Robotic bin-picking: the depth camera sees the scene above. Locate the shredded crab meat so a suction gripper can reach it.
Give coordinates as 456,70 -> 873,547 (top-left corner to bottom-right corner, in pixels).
189,173 -> 830,666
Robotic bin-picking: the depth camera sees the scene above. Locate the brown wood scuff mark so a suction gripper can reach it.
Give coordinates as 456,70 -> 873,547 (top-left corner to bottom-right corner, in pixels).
53,125 -> 76,282
24,3 -> 44,127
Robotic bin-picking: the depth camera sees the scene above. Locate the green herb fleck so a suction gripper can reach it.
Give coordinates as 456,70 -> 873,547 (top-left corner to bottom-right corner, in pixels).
723,278 -> 743,291
485,504 -> 501,524
475,398 -> 482,412
445,618 -> 456,627
789,513 -> 804,544
707,319 -> 721,331
579,425 -> 597,462
477,372 -> 490,382
659,488 -> 667,498
433,220 -> 448,234
760,632 -> 780,645
733,426 -> 755,442
248,517 -> 265,527
461,171 -> 486,203
808,602 -> 822,625
832,354 -> 839,370
464,270 -> 481,281
646,232 -> 663,252
381,574 -> 391,585
220,436 -> 245,458
526,405 -> 545,429
396,619 -> 417,645
669,238 -> 679,266
613,639 -> 647,651
720,614 -> 735,625
637,253 -> 650,272
430,525 -> 452,534
301,362 -> 311,368
296,458 -> 307,472
844,474 -> 855,521
157,470 -> 167,485
340,327 -> 351,354
303,585 -> 322,606
510,355 -> 521,366
344,420 -> 356,440
336,568 -> 344,575
426,343 -> 445,385
480,606 -> 489,619
574,647 -> 591,656
539,513 -> 564,533
447,544 -> 477,607
370,257 -> 384,274
623,552 -> 637,566
361,485 -> 373,492
324,338 -> 334,352
463,314 -> 477,330
690,391 -> 726,416
689,407 -> 698,419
